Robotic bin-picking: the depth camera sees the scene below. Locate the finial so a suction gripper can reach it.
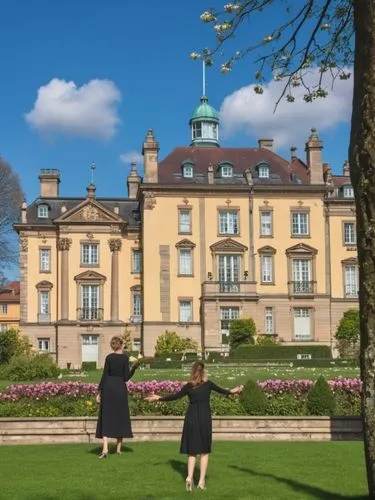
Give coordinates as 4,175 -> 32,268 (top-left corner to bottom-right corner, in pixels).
90,161 -> 96,184
131,161 -> 137,172
202,59 -> 206,96
310,127 -> 318,139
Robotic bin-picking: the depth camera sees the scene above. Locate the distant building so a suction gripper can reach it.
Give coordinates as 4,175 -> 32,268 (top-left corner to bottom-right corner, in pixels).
14,93 -> 358,367
0,281 -> 20,332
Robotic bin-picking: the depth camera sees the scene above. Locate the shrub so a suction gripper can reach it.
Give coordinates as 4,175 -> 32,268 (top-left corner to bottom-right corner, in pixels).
2,354 -> 60,381
256,335 -> 279,346
240,379 -> 269,415
335,309 -> 360,358
155,331 -> 198,355
122,328 -> 132,352
307,376 -> 335,416
81,361 -> 97,371
0,329 -> 31,365
233,344 -> 331,359
229,319 -> 256,352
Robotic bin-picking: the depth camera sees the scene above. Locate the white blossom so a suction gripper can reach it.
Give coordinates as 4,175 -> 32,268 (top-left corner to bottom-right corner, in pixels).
190,52 -> 201,60
200,11 -> 216,23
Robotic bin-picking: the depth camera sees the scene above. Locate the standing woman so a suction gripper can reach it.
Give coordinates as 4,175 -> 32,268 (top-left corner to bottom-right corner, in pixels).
146,361 -> 243,491
96,336 -> 138,458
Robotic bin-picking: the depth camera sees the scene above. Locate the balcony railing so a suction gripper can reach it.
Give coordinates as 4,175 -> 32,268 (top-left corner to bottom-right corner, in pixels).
290,281 -> 315,294
38,313 -> 51,323
77,308 -> 103,321
202,281 -> 258,298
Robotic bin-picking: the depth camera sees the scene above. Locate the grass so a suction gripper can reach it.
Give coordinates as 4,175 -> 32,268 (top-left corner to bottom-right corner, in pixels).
0,365 -> 360,392
0,441 -> 368,499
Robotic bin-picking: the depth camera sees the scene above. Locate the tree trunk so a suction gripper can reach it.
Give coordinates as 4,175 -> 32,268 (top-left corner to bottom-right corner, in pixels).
350,2 -> 375,496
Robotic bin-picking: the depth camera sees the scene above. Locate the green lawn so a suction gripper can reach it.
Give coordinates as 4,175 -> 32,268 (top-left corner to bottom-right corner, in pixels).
0,442 -> 368,499
0,365 -> 360,392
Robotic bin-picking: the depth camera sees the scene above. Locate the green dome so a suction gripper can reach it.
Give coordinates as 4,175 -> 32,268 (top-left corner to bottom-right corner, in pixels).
190,96 -> 219,122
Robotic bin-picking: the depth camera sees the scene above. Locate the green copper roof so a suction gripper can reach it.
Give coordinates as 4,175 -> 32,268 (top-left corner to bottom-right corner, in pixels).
190,96 -> 219,122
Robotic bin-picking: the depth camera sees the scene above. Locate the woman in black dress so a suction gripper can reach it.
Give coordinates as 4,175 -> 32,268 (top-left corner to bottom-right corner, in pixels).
146,361 -> 243,491
95,336 -> 138,458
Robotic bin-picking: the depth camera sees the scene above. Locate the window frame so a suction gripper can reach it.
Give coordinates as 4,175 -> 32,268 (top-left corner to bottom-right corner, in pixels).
260,254 -> 274,284
183,165 -> 194,178
264,307 -> 274,334
80,242 -> 99,266
178,248 -> 193,276
38,338 -> 50,353
37,204 -> 49,219
39,247 -> 51,273
218,210 -> 240,236
343,221 -> 356,246
259,210 -> 273,237
132,249 -> 142,274
343,263 -> 359,298
291,211 -> 310,237
220,306 -> 240,344
178,208 -> 192,234
343,185 -> 354,198
179,299 -> 193,323
1,304 -> 8,314
258,165 -> 270,178
220,164 -> 233,178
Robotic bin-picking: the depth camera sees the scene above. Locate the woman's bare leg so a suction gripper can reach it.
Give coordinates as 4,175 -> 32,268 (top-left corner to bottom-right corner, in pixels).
102,437 -> 109,454
198,454 -> 209,487
187,455 -> 196,481
116,438 -> 123,454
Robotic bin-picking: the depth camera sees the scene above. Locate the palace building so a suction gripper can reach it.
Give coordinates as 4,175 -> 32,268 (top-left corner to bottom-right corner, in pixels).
14,93 -> 358,368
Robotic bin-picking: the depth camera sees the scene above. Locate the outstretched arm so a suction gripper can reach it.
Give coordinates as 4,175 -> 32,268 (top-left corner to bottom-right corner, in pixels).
147,384 -> 189,402
209,380 -> 243,396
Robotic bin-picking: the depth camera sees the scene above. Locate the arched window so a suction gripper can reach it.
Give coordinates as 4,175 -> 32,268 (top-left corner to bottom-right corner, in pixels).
219,162 -> 233,178
182,160 -> 195,178
257,162 -> 270,179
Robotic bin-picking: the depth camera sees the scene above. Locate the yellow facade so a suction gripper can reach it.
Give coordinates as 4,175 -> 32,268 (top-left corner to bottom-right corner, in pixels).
0,282 -> 20,332
15,124 -> 358,366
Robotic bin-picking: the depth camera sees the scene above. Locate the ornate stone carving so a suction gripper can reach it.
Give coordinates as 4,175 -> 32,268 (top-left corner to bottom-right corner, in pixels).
20,238 -> 28,252
182,198 -> 189,205
225,199 -> 232,206
109,238 -> 122,252
81,204 -> 100,220
86,232 -> 94,240
66,203 -> 115,222
144,191 -> 156,210
210,238 -> 248,252
58,238 -> 72,251
175,239 -> 196,249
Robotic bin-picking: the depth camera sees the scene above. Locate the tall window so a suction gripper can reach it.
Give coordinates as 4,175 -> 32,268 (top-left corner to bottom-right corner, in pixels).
80,284 -> 100,320
132,293 -> 142,319
260,211 -> 272,236
1,304 -> 8,314
38,339 -> 50,352
218,254 -> 240,292
291,212 -> 309,236
81,244 -> 99,265
179,249 -> 193,275
343,222 -> 356,245
39,291 -> 50,322
292,259 -> 312,293
219,211 -> 239,235
344,265 -> 358,297
38,204 -> 48,218
132,250 -> 142,273
261,255 -> 273,283
179,300 -> 192,322
40,248 -> 51,272
264,307 -> 274,334
179,209 -> 192,234
220,307 -> 239,344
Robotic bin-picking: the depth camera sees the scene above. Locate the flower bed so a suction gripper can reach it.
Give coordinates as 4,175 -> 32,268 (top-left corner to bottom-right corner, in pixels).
0,378 -> 361,418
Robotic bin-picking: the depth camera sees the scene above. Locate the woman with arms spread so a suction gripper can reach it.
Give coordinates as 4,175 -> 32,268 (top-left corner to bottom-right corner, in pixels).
96,336 -> 138,458
146,361 -> 243,491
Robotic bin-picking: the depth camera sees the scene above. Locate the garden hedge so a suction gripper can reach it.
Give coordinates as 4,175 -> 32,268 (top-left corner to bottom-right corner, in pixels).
234,345 -> 331,359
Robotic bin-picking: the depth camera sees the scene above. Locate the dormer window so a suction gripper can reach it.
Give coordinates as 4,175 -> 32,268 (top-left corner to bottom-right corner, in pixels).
220,162 -> 233,178
258,165 -> 270,178
343,185 -> 354,198
183,165 -> 194,178
38,204 -> 48,219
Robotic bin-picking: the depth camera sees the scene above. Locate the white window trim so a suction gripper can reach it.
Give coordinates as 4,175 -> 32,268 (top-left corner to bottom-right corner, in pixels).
183,165 -> 194,178
178,248 -> 193,276
221,165 -> 233,178
258,165 -> 269,178
291,212 -> 309,236
38,205 -> 48,218
219,210 -> 239,235
81,243 -> 99,265
179,300 -> 193,323
344,222 -> 356,245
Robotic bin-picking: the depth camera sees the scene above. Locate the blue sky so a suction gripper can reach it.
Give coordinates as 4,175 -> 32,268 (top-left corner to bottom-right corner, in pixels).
0,0 -> 352,205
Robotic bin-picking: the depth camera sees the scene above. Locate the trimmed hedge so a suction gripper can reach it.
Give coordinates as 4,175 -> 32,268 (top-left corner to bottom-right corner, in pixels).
234,345 -> 331,359
81,362 -> 97,371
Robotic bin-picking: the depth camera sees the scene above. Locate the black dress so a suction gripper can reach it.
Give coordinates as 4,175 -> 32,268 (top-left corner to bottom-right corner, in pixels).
95,353 -> 136,439
159,380 -> 231,455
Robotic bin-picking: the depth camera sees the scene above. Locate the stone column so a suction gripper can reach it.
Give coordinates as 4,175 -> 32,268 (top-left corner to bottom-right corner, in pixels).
109,239 -> 122,321
58,238 -> 72,320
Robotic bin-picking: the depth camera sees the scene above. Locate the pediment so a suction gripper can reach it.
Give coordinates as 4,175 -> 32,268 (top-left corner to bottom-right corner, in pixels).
74,270 -> 107,282
285,243 -> 318,255
341,257 -> 358,264
258,245 -> 276,254
35,280 -> 53,289
175,239 -> 196,249
210,238 -> 248,252
56,199 -> 122,224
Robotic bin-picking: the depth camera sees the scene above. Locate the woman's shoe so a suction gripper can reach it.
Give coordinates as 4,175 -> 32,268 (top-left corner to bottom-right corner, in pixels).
98,452 -> 108,459
197,482 -> 206,490
185,478 -> 194,492
116,451 -> 122,455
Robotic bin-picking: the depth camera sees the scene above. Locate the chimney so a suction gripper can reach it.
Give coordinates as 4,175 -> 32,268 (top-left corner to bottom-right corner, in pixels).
21,201 -> 27,223
290,146 -> 297,161
39,169 -> 60,198
305,128 -> 324,184
258,139 -> 274,151
142,129 -> 159,183
343,160 -> 350,177
127,162 -> 141,199
207,163 -> 214,184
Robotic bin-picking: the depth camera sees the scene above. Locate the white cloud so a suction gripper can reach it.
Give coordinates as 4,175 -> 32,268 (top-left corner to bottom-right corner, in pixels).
119,151 -> 143,165
25,78 -> 121,140
220,68 -> 353,149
